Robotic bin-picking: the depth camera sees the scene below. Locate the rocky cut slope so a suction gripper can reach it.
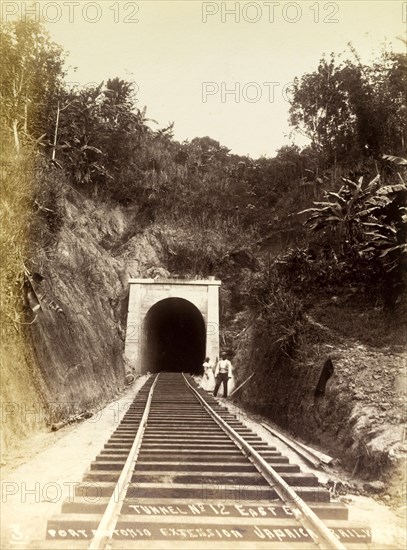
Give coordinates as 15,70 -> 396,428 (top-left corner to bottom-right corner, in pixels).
233,294 -> 406,495
2,179 -> 167,451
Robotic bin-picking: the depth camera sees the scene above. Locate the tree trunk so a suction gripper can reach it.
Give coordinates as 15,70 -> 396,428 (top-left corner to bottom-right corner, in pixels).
12,120 -> 20,151
23,96 -> 28,135
52,101 -> 60,161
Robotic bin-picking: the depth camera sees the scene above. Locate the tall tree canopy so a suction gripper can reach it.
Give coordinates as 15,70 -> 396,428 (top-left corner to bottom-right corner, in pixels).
289,50 -> 407,165
0,19 -> 65,150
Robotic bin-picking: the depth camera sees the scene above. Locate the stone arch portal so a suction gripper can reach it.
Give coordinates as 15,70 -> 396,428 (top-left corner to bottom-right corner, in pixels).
124,278 -> 221,375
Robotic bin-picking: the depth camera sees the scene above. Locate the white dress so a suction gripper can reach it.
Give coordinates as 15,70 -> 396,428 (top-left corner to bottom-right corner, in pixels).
201,361 -> 216,392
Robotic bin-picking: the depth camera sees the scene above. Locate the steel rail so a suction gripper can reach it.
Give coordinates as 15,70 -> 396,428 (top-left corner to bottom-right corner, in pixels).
88,373 -> 159,550
182,373 -> 346,550
261,422 -> 323,468
262,422 -> 333,465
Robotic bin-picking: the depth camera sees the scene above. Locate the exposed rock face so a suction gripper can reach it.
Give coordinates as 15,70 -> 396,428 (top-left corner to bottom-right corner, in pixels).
234,317 -> 406,485
5,189 -> 166,448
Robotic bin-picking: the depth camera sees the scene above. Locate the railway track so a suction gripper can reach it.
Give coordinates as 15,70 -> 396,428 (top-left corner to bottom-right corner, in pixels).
32,373 -> 371,549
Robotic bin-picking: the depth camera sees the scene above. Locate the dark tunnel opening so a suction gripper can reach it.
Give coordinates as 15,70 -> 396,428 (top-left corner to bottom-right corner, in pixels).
144,298 -> 206,374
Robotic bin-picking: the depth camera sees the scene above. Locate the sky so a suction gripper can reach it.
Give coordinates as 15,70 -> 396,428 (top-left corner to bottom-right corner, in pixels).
5,1 -> 406,158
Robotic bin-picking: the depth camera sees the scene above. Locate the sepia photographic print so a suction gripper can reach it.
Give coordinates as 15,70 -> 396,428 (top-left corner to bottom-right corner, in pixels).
0,1 -> 406,549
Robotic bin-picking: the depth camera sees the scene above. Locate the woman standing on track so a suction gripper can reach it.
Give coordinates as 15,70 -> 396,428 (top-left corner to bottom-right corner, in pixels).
201,356 -> 216,392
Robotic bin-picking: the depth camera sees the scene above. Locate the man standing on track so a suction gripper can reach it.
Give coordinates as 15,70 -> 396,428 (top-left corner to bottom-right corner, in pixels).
213,351 -> 233,398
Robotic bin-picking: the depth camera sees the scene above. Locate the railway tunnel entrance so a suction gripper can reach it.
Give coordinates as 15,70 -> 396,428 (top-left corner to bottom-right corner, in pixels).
125,278 -> 221,375
145,298 -> 206,374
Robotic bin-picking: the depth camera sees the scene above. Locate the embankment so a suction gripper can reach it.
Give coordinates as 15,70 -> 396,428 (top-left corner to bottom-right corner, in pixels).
2,184 -> 166,452
234,305 -> 406,489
